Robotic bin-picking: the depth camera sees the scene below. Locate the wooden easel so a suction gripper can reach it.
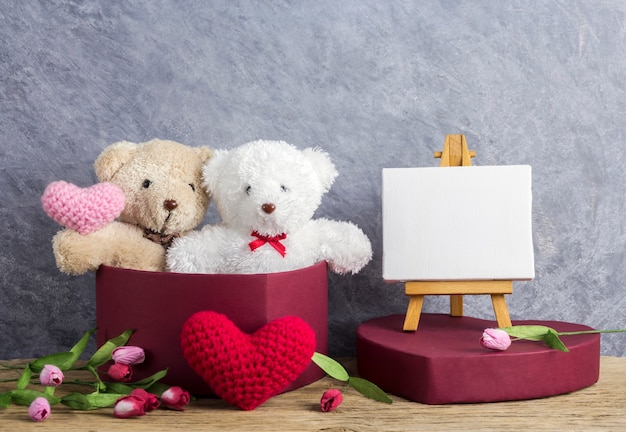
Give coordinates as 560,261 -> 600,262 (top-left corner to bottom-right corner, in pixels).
402,134 -> 513,331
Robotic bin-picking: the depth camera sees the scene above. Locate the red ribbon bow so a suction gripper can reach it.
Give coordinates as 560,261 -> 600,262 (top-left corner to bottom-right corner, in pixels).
248,231 -> 287,257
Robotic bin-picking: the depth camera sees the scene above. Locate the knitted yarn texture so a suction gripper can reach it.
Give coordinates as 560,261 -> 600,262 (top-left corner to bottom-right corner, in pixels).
181,311 -> 316,410
42,181 -> 125,235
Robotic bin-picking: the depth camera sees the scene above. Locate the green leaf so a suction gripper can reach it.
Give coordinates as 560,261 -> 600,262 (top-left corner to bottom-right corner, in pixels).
311,352 -> 349,382
9,389 -> 61,406
59,328 -> 97,370
348,376 -> 393,404
0,392 -> 12,408
545,329 -> 570,352
16,366 -> 32,390
130,369 -> 168,388
30,330 -> 96,372
62,392 -> 125,410
85,365 -> 106,392
29,352 -> 74,372
103,381 -> 134,395
501,325 -> 554,341
60,392 -> 91,410
87,328 -> 134,368
144,381 -> 172,397
84,392 -> 125,409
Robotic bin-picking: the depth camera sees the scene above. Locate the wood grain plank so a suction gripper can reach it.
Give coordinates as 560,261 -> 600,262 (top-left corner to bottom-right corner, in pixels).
1,357 -> 624,431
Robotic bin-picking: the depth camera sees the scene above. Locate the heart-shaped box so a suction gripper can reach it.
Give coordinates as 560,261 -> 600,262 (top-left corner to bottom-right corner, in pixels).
357,314 -> 600,404
95,261 -> 328,395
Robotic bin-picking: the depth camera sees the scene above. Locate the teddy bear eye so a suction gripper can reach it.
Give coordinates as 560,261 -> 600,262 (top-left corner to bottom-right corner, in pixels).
189,183 -> 195,192
280,185 -> 288,192
245,185 -> 252,195
142,179 -> 152,188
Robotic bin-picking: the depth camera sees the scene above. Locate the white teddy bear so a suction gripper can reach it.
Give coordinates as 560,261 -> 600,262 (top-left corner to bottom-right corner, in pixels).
167,140 -> 372,275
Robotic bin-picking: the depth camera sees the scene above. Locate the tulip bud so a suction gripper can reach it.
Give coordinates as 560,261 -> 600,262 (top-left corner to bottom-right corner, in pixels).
107,362 -> 133,382
39,364 -> 64,386
160,386 -> 190,411
320,389 -> 343,412
130,388 -> 160,412
28,397 -> 51,422
113,395 -> 146,419
480,328 -> 512,351
112,346 -> 145,365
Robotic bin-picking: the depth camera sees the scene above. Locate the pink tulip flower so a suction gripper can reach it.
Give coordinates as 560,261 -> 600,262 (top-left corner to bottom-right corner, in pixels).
107,362 -> 133,382
28,397 -> 51,422
39,364 -> 64,386
480,328 -> 512,351
112,346 -> 145,365
130,388 -> 160,412
320,389 -> 343,412
113,395 -> 146,419
160,386 -> 190,410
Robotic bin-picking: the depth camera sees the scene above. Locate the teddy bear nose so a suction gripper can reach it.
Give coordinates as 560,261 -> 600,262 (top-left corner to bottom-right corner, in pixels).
164,199 -> 178,211
262,203 -> 276,214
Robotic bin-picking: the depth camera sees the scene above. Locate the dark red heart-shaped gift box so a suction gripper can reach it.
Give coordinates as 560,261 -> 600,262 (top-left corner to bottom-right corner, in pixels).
95,261 -> 328,396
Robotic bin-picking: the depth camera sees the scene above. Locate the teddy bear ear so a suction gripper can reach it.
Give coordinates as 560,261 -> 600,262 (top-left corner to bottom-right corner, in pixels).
303,147 -> 338,191
94,141 -> 139,182
201,149 -> 228,193
194,146 -> 213,163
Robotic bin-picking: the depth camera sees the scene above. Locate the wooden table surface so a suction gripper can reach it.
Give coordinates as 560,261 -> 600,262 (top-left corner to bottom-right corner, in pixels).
1,357 -> 624,431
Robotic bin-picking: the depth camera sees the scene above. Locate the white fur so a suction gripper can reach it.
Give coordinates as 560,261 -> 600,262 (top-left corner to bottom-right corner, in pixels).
167,140 -> 372,275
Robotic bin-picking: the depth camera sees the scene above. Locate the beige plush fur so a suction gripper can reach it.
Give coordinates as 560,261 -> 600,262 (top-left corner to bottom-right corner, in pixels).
52,139 -> 212,274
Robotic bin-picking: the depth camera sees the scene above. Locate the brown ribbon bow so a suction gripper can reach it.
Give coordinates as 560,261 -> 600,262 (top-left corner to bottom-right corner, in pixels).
143,229 -> 180,249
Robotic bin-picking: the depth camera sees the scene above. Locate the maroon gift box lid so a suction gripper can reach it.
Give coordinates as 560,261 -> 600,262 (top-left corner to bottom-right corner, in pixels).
357,314 -> 600,404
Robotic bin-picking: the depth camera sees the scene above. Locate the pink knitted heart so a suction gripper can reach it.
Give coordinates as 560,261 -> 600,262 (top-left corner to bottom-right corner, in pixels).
42,181 -> 125,235
181,311 -> 316,410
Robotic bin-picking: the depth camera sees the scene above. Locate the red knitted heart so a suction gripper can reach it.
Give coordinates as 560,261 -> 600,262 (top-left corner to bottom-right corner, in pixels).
41,181 -> 125,234
180,311 -> 316,410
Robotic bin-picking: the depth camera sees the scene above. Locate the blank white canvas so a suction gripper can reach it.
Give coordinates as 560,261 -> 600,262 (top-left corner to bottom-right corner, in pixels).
382,165 -> 534,281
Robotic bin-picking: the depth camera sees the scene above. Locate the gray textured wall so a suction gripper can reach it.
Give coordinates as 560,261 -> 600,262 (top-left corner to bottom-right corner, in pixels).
2,1 -> 625,360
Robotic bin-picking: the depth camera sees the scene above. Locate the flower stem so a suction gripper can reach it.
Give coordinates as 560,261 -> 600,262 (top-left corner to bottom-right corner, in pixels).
0,364 -> 26,370
67,379 -> 99,388
557,329 -> 626,336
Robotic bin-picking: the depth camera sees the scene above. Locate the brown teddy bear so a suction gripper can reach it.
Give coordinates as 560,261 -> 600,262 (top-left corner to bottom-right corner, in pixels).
47,139 -> 212,274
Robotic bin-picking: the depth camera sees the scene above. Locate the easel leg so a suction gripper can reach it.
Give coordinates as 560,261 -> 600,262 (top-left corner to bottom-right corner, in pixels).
403,295 -> 424,332
491,294 -> 512,328
450,294 -> 463,317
